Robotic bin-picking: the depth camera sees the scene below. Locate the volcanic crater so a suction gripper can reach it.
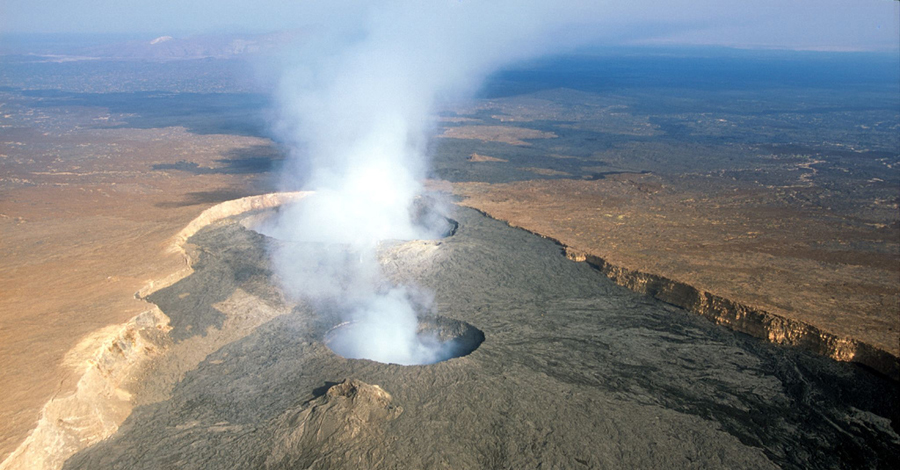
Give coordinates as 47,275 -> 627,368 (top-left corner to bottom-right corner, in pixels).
56,201 -> 899,470
324,315 -> 485,365
241,196 -> 458,243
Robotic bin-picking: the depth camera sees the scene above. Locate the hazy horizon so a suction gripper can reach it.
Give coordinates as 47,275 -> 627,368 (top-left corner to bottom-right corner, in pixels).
1,0 -> 898,52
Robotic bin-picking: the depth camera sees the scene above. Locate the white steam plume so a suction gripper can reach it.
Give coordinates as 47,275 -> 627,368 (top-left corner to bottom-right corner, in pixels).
265,1 -> 595,365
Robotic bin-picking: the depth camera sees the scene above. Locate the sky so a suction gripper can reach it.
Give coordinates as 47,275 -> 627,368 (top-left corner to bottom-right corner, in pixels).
1,0 -> 898,52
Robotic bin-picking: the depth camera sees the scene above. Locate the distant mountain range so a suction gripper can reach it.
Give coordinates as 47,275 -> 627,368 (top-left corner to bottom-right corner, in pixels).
0,32 -> 301,61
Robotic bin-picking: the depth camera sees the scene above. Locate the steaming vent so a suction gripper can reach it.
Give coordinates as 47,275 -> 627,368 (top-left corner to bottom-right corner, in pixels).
239,194 -> 464,366
410,196 -> 458,239
324,315 -> 484,365
241,197 -> 457,242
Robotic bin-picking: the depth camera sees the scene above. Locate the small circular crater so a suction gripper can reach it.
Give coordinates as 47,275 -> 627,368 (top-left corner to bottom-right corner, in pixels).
409,197 -> 458,239
324,316 -> 484,365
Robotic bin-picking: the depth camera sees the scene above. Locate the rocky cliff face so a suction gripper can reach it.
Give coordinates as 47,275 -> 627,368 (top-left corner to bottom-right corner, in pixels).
0,308 -> 171,470
453,175 -> 899,362
564,247 -> 898,380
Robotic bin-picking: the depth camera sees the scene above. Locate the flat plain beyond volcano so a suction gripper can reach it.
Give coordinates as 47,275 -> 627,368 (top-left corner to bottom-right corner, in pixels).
62,207 -> 899,469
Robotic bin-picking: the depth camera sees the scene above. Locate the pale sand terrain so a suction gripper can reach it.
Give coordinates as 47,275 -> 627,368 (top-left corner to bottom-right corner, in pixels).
522,167 -> 571,177
466,153 -> 507,163
0,120 -> 280,461
454,174 -> 899,365
438,125 -> 557,146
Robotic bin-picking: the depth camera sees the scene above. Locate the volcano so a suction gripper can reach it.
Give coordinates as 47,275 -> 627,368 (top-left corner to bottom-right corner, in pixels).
57,200 -> 898,470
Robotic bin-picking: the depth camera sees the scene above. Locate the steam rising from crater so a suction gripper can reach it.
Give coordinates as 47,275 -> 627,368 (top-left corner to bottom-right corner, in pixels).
267,1 -> 594,364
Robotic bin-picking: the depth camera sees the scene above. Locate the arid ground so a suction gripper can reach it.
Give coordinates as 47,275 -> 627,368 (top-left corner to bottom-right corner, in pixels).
0,89 -> 280,459
1,49 -> 898,468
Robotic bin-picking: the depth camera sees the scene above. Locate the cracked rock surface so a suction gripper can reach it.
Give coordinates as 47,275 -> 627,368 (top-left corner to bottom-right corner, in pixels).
63,208 -> 898,469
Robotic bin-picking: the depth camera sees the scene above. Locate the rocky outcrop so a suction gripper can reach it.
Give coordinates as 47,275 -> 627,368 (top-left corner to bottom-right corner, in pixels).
564,247 -> 899,380
0,308 -> 170,470
265,380 -> 402,469
170,191 -> 311,253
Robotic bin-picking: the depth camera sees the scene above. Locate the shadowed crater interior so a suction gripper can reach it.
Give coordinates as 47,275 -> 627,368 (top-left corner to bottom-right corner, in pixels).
324,315 -> 484,365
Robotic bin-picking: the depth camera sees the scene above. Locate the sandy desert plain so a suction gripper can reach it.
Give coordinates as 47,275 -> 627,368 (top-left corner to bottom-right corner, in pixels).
0,47 -> 898,468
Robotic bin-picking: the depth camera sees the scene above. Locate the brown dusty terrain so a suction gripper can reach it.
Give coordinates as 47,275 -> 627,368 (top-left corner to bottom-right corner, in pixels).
0,104 -> 278,460
439,125 -> 557,146
467,153 -> 507,163
2,82 -> 897,466
454,174 -> 900,365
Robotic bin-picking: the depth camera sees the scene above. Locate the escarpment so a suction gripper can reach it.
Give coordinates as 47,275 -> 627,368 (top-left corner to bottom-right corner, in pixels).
1,192 -> 310,470
564,247 -> 899,380
0,308 -> 171,470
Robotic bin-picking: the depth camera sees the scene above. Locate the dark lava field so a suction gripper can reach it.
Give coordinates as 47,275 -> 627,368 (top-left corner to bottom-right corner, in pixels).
62,206 -> 899,469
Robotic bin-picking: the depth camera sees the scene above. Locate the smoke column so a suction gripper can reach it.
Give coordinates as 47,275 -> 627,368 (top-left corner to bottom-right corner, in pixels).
264,1 -> 593,364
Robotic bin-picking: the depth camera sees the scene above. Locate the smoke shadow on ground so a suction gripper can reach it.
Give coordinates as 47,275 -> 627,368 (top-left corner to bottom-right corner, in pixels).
151,145 -> 285,208
151,158 -> 273,175
151,156 -> 283,175
152,145 -> 285,176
